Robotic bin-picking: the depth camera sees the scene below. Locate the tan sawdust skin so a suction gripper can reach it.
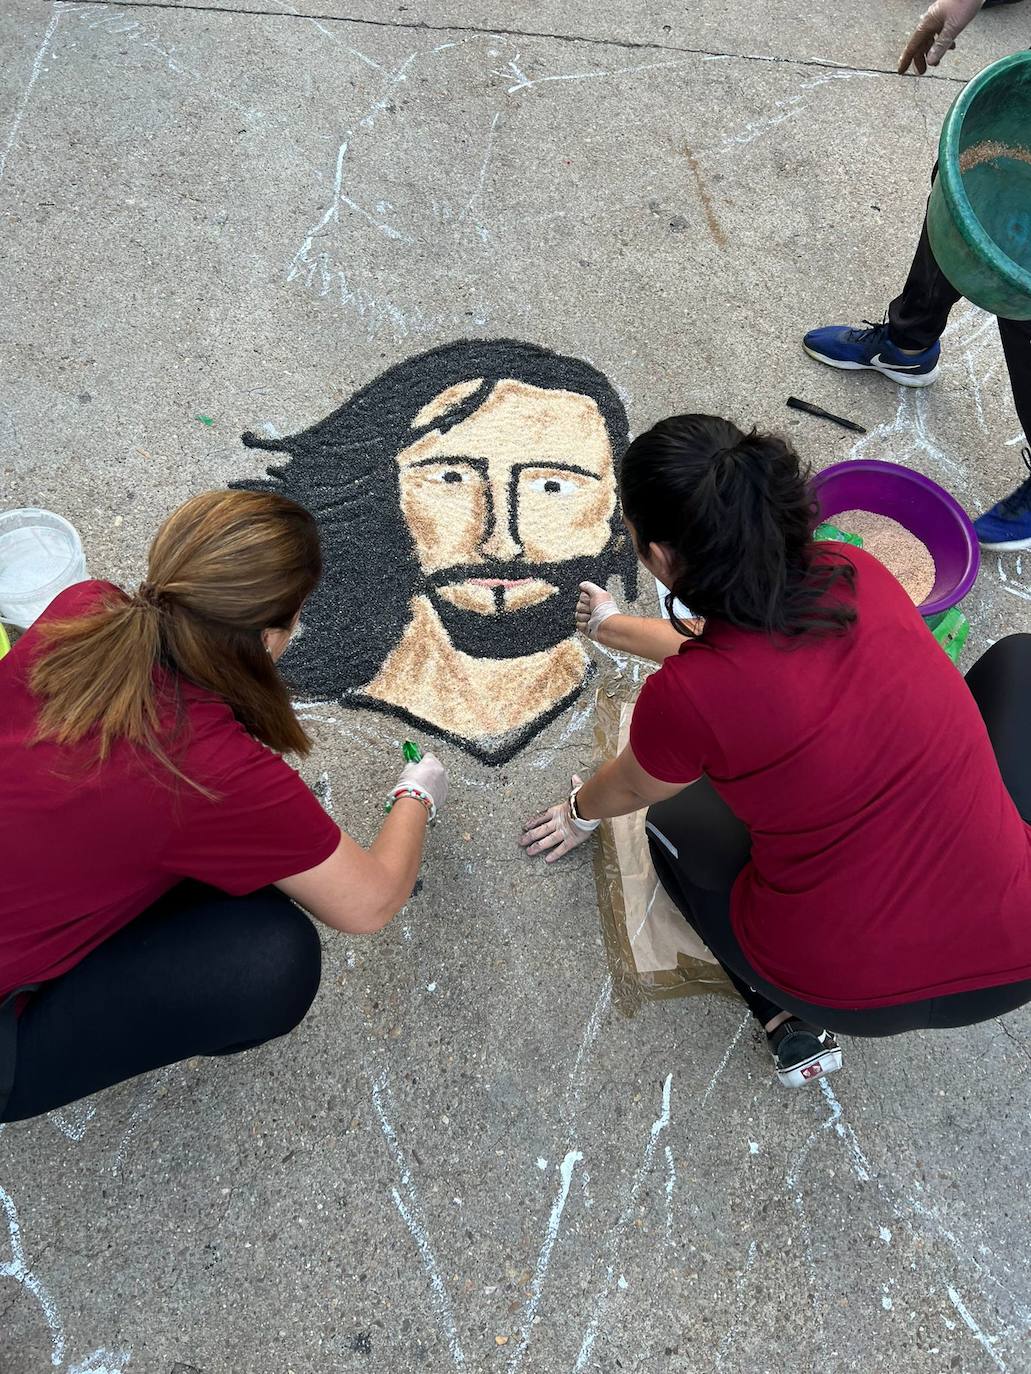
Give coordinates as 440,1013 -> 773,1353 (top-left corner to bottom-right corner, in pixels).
833,510 -> 936,605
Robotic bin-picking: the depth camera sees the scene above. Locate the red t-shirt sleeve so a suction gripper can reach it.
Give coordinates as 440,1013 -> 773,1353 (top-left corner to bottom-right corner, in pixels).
162,728 -> 341,895
629,655 -> 711,785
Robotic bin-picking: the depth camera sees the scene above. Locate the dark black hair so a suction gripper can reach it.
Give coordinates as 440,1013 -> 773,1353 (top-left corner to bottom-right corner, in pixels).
619,414 -> 856,640
233,338 -> 638,697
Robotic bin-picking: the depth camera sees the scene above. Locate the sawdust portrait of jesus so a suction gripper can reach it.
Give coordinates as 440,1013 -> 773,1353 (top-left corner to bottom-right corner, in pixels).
235,339 -> 638,763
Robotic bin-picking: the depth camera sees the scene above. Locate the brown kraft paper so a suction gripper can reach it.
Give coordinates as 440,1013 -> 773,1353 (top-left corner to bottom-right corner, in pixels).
591,680 -> 738,1018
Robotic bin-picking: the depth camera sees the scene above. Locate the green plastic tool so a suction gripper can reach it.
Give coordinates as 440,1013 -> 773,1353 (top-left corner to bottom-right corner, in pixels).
925,608 -> 970,667
813,522 -> 863,548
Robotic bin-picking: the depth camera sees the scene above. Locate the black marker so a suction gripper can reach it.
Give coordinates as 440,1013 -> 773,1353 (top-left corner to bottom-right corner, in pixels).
786,396 -> 867,435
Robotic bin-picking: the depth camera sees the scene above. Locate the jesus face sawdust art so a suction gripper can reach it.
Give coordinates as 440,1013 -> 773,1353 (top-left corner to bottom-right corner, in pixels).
234,339 -> 638,763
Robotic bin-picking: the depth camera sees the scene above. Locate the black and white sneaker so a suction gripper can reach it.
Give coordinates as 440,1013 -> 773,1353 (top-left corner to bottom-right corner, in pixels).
768,1018 -> 843,1089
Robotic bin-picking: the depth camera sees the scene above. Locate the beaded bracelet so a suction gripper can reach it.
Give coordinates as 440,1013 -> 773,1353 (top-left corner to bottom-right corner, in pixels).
385,783 -> 436,822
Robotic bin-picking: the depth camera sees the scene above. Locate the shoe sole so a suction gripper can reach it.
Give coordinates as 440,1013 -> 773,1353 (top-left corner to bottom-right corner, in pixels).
776,1046 -> 843,1089
803,344 -> 940,389
977,534 -> 1031,551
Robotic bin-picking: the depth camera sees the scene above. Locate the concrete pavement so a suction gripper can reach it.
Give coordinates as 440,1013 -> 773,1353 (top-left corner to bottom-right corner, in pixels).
1,2 -> 1030,1371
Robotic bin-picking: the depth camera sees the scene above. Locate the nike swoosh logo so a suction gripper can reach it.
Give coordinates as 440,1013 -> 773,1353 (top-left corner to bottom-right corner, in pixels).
871,353 -> 928,372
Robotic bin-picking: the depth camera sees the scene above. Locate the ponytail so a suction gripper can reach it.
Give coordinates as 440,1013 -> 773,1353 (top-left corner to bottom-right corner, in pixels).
31,590 -> 167,760
620,415 -> 856,639
29,490 -> 323,784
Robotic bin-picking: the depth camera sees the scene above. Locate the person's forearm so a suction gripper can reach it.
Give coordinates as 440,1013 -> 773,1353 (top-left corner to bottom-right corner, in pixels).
368,798 -> 429,920
575,758 -> 653,822
595,613 -> 691,664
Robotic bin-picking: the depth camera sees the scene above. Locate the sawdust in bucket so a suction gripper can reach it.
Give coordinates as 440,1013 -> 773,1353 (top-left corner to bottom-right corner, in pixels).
833,510 -> 936,605
959,140 -> 1031,173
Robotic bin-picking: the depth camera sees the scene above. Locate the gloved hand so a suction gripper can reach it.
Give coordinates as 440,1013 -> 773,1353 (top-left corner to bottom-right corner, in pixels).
898,0 -> 985,74
576,581 -> 622,641
520,774 -> 601,863
391,752 -> 448,818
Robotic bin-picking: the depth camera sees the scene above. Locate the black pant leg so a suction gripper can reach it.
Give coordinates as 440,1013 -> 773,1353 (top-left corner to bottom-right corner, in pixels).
997,316 -> 1031,449
887,201 -> 963,350
646,783 -> 783,1025
964,633 -> 1031,821
3,883 -> 322,1122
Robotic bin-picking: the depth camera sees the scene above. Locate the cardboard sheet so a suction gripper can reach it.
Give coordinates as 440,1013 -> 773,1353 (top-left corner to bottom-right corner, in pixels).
592,681 -> 737,1017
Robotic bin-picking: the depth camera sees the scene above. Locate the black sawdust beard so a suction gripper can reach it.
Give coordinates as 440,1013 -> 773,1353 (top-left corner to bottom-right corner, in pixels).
424,553 -> 615,660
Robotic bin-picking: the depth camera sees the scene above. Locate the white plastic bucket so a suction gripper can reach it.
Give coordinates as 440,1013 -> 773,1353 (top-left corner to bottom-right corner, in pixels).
0,509 -> 88,628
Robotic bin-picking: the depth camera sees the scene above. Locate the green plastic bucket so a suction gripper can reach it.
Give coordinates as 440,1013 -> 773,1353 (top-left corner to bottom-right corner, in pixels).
927,51 -> 1031,319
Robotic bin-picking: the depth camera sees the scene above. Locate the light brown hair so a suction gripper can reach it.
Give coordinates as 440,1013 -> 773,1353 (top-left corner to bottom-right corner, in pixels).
29,490 -> 323,779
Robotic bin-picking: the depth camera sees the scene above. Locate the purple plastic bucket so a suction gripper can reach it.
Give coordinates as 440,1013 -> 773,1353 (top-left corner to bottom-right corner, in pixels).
810,459 -> 980,616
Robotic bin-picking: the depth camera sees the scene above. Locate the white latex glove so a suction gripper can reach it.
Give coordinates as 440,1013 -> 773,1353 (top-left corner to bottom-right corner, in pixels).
898,0 -> 985,74
576,581 -> 622,641
395,752 -> 448,815
520,774 -> 601,864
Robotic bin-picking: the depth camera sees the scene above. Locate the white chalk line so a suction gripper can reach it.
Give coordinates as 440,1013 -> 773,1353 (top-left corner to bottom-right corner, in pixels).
0,8 -> 61,186
698,1011 -> 751,1111
572,1074 -> 673,1371
500,975 -> 613,1366
287,49 -> 421,282
796,1080 -> 1027,1365
723,68 -> 877,148
500,55 -> 685,95
947,1286 -> 1008,1372
274,0 -> 383,68
369,1069 -> 466,1367
528,697 -> 596,769
66,1351 -> 132,1374
713,1239 -> 759,1372
560,977 -> 612,1135
662,1144 -> 676,1245
507,1149 -> 582,1373
0,1184 -> 66,1366
847,391 -> 965,488
48,1099 -> 98,1143
112,1065 -> 174,1175
58,5 -> 267,122
459,110 -> 502,245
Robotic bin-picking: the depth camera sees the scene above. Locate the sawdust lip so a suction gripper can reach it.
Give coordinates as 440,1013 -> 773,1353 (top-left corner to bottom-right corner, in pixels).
464,576 -> 544,588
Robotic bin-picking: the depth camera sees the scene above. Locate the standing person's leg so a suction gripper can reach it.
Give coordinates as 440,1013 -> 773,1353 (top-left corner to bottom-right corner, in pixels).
886,204 -> 962,350
2,882 -> 322,1122
803,189 -> 954,387
996,319 -> 1031,453
971,320 -> 1031,550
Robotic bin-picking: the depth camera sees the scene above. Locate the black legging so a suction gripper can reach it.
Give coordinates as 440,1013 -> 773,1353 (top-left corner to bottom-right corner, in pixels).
1,882 -> 322,1122
646,635 -> 1031,1037
888,171 -> 1031,448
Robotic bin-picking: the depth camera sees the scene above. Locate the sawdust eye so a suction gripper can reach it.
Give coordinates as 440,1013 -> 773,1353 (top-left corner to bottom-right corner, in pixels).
426,466 -> 469,484
528,476 -> 578,495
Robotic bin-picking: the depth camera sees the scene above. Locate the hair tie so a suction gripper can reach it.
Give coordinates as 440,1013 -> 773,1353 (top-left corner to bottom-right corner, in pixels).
136,582 -> 166,610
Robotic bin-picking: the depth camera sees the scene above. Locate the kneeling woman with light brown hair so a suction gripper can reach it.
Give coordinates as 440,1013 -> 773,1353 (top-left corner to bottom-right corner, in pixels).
0,490 -> 446,1122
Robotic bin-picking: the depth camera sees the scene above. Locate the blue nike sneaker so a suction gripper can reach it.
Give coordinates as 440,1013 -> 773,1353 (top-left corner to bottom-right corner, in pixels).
803,320 -> 941,387
974,449 -> 1031,550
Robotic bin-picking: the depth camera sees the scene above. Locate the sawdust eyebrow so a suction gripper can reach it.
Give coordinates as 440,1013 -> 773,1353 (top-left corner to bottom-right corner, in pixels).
405,456 -> 603,479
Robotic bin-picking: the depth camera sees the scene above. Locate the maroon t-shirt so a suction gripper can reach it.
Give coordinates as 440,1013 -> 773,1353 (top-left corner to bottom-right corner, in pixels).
630,548 -> 1031,1008
0,581 -> 340,1001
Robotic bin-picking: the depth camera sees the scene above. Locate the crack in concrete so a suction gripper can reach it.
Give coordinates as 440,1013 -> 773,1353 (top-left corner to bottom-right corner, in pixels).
70,0 -> 972,86
995,1016 -> 1031,1070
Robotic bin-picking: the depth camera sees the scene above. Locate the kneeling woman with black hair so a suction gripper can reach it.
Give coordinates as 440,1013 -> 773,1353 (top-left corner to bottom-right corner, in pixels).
0,490 -> 447,1122
522,416 -> 1031,1087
